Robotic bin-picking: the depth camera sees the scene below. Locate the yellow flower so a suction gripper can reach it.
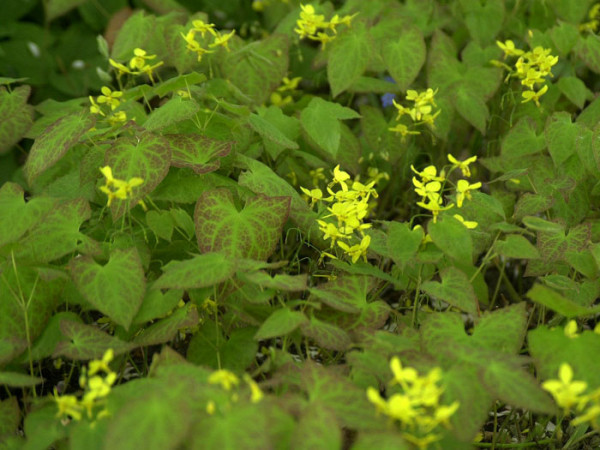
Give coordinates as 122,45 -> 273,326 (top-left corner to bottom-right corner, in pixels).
417,193 -> 454,222
447,154 -> 477,177
89,349 -> 114,376
206,400 -> 216,415
453,214 -> 478,229
89,96 -> 105,116
573,404 -> 600,429
387,393 -> 419,424
411,165 -> 444,183
521,85 -> 548,108
192,19 -> 218,38
107,111 -> 127,126
96,86 -> 123,110
209,30 -> 236,51
208,370 -> 239,391
337,234 -> 370,263
243,374 -> 264,403
54,389 -> 83,421
317,220 -> 349,247
277,76 -> 302,92
390,357 -> 418,387
496,40 -> 524,58
332,165 -> 351,186
542,363 -> 588,413
413,178 -> 442,201
109,59 -> 133,77
366,386 -> 388,414
455,179 -> 481,208
129,48 -> 156,71
300,186 -> 323,207
564,320 -> 579,339
389,123 -> 420,137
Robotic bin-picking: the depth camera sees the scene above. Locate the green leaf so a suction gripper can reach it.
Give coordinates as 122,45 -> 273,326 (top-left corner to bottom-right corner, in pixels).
292,402 -> 342,450
309,275 -> 371,313
15,198 -> 91,263
194,189 -> 290,261
451,83 -> 489,134
146,210 -> 174,241
45,0 -> 86,21
105,384 -> 192,450
328,23 -> 370,97
132,304 -> 198,346
545,112 -> 579,167
460,0 -> 504,45
300,317 -> 351,351
381,26 -> 426,92
428,216 -> 474,266
248,113 -> 299,150
111,11 -> 156,61
0,85 -> 34,154
352,432 -> 410,450
550,0 -> 595,24
255,106 -> 301,160
0,372 -> 43,387
143,97 -> 200,131
24,111 -> 95,184
55,320 -> 133,360
557,76 -> 591,109
24,312 -> 83,361
576,34 -> 600,74
254,308 -> 308,341
471,303 -> 528,354
237,271 -> 308,292
514,194 -> 554,221
300,97 -> 360,158
501,118 -> 546,158
521,216 -> 565,233
387,221 -> 423,268
153,72 -> 206,97
104,133 -> 171,218
421,267 -> 478,315
133,288 -> 183,325
221,34 -> 289,106
526,283 -> 600,318
495,234 -> 540,259
153,252 -> 236,290
480,359 -> 555,414
0,398 -> 20,437
529,325 -> 600,388
0,182 -> 53,248
70,248 -> 146,330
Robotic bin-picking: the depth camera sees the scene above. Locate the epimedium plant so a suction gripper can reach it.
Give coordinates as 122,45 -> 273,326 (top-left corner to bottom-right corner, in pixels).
2,0 -> 600,448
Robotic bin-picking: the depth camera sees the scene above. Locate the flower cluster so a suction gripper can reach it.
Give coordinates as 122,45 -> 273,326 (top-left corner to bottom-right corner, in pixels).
542,362 -> 600,430
109,48 -> 164,83
99,166 -> 144,207
89,86 -> 127,126
389,88 -> 440,138
53,349 -> 117,424
411,154 -> 481,225
580,3 -> 600,33
367,357 -> 459,449
180,19 -> 235,62
294,4 -> 357,49
301,165 -> 381,263
205,369 -> 264,415
270,76 -> 302,107
495,40 -> 558,107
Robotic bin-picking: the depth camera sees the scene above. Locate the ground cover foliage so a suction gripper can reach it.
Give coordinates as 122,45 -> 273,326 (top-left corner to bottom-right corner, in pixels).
2,0 -> 600,448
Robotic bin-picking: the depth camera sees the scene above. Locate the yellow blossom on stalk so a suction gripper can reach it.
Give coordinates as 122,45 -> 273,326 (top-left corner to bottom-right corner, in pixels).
294,4 -> 355,49
411,165 -> 445,183
243,374 -> 264,403
89,349 -> 114,376
208,370 -> 239,391
192,19 -> 218,38
278,76 -> 302,92
96,86 -> 123,110
542,363 -> 588,413
300,186 -> 323,207
496,39 -> 524,58
573,404 -> 600,429
453,214 -> 478,229
54,389 -> 83,422
417,193 -> 454,223
181,30 -> 215,62
447,154 -> 477,177
317,220 -> 349,247
564,320 -> 579,339
390,357 -> 418,388
209,30 -> 236,51
107,111 -> 127,126
109,59 -> 133,77
455,179 -> 481,208
99,166 -> 144,207
413,178 -> 442,201
389,123 -> 420,138
129,48 -> 156,71
521,84 -> 548,107
206,400 -> 216,415
89,96 -> 105,116
338,234 -> 370,263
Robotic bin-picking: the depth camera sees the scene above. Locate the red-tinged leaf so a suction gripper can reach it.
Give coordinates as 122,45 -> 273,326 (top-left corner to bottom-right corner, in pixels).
24,111 -> 95,184
153,252 -> 236,290
309,275 -> 372,313
70,248 -> 146,330
104,133 -> 171,219
194,188 -> 291,261
165,134 -> 232,174
55,320 -> 133,360
301,317 -> 351,351
0,85 -> 34,154
254,308 -> 308,341
132,304 -> 199,347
